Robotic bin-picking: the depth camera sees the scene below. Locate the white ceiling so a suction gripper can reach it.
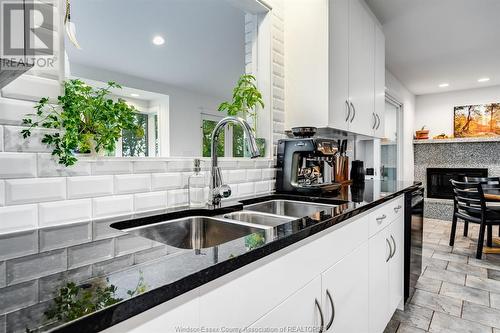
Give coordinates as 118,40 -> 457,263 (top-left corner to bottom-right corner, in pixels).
366,0 -> 500,95
67,0 -> 246,99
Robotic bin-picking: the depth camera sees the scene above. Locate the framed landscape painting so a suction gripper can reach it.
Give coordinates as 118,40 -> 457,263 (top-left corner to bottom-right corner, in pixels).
454,103 -> 500,137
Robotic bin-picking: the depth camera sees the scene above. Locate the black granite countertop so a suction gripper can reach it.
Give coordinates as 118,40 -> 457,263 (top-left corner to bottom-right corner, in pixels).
0,180 -> 421,333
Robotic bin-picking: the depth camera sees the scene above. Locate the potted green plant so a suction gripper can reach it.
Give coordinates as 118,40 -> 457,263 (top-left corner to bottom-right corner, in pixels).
218,74 -> 266,156
21,79 -> 144,166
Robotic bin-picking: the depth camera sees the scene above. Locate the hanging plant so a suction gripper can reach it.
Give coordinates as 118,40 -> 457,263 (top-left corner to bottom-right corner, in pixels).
21,79 -> 144,166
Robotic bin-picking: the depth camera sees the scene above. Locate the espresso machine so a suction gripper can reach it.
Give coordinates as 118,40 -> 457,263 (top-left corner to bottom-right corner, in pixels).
276,127 -> 341,195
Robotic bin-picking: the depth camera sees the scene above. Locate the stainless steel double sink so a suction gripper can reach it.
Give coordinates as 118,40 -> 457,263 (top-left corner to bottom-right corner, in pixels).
124,200 -> 339,251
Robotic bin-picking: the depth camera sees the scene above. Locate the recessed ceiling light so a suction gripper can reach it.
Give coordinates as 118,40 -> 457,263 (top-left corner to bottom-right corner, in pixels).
130,93 -> 140,97
152,35 -> 165,46
478,77 -> 490,83
438,83 -> 449,88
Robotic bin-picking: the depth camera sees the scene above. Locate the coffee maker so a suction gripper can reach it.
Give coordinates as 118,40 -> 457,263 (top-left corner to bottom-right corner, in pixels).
276,127 -> 341,195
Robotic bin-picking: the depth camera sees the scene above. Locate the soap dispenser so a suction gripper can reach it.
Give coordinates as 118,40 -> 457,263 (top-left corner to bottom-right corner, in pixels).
188,159 -> 206,207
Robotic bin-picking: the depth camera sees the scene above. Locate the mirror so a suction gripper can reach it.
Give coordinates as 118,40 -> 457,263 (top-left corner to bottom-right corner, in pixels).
64,0 -> 271,158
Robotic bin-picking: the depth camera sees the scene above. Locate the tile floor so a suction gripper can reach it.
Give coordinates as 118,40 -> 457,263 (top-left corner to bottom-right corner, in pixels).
386,218 -> 500,333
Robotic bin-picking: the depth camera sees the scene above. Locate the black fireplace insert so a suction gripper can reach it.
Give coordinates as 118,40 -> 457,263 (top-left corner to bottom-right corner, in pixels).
426,168 -> 488,199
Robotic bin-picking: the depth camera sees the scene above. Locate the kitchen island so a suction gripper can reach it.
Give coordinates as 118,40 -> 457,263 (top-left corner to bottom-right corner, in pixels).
0,180 -> 421,333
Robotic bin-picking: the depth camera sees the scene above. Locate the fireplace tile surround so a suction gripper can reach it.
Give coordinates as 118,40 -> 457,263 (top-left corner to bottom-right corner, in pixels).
414,138 -> 500,220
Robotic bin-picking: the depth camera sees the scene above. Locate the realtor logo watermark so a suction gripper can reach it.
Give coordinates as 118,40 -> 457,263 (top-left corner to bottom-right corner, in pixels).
1,0 -> 57,70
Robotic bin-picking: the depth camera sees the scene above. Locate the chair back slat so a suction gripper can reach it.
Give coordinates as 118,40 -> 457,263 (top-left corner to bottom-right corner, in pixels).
464,176 -> 500,184
451,180 -> 483,216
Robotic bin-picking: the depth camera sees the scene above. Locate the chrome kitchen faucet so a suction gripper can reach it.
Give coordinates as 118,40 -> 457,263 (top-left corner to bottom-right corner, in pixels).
209,116 -> 260,206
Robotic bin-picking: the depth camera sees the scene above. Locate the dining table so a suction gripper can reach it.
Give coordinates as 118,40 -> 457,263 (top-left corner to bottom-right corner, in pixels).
483,189 -> 500,254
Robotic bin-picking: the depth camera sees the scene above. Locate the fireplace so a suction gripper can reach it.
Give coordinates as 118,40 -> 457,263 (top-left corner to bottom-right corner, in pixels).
426,168 -> 488,199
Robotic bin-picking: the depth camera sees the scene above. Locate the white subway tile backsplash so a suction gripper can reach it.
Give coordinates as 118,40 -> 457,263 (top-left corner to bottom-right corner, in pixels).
132,161 -> 167,173
3,126 -> 53,153
255,181 -> 270,194
0,205 -> 37,233
246,169 -> 262,181
67,176 -> 113,199
228,170 -> 246,183
238,182 -> 255,196
38,199 -> 91,227
0,97 -> 36,125
0,181 -> 4,206
37,154 -> 91,177
0,153 -> 37,178
92,195 -> 133,218
0,125 -> 3,151
237,160 -> 255,169
167,160 -> 192,172
134,191 -> 167,212
68,239 -> 114,268
91,161 -> 133,175
167,189 -> 188,207
114,174 -> 151,194
262,168 -> 276,180
255,159 -> 272,168
5,178 -> 66,205
151,173 -> 183,190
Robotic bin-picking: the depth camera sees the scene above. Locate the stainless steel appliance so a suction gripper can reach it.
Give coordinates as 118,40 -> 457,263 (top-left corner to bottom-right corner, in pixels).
276,128 -> 340,195
404,186 -> 424,302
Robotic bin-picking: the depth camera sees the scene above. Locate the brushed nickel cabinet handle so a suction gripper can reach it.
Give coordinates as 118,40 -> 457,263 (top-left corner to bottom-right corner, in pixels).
372,113 -> 377,129
345,100 -> 351,122
326,289 -> 335,330
390,235 -> 396,258
386,238 -> 392,262
376,214 -> 387,223
394,205 -> 402,213
315,299 -> 325,333
375,113 -> 381,130
350,102 -> 356,122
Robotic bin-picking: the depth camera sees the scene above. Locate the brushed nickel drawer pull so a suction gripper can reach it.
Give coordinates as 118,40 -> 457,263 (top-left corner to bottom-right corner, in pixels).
376,214 -> 387,223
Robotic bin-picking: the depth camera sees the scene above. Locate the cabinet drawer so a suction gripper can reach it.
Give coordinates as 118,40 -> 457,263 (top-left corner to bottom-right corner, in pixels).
368,196 -> 404,237
198,215 -> 368,328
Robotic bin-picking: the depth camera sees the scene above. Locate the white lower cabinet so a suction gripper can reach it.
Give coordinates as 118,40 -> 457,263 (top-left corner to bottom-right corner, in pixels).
101,296 -> 199,333
248,276 -> 323,330
321,241 -> 369,332
369,213 -> 405,333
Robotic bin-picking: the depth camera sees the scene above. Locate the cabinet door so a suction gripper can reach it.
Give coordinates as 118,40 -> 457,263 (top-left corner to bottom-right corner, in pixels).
389,217 -> 405,311
101,297 -> 199,333
322,242 -> 369,332
348,0 -> 375,136
329,0 -> 350,130
248,276 -> 323,331
368,228 -> 391,333
374,24 -> 386,138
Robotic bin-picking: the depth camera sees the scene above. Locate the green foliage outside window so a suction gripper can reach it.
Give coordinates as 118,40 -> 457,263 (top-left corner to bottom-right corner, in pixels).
202,119 -> 225,157
122,113 -> 149,157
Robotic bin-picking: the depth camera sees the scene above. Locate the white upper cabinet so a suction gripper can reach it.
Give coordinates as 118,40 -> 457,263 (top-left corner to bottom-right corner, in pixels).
348,0 -> 375,136
285,0 -> 385,138
374,24 -> 386,138
329,0 -> 350,131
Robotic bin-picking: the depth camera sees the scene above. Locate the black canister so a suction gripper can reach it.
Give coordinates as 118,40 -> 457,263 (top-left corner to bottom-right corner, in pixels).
350,160 -> 365,182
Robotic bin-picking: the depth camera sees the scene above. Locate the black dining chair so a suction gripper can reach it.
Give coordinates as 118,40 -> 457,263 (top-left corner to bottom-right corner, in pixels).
449,180 -> 500,259
464,177 -> 500,237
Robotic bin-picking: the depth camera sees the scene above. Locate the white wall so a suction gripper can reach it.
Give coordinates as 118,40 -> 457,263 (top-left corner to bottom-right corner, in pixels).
386,70 -> 416,181
415,85 -> 500,138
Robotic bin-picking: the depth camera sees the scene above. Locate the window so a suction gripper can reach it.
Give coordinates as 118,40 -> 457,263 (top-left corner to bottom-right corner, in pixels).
117,113 -> 159,157
201,114 -> 244,158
